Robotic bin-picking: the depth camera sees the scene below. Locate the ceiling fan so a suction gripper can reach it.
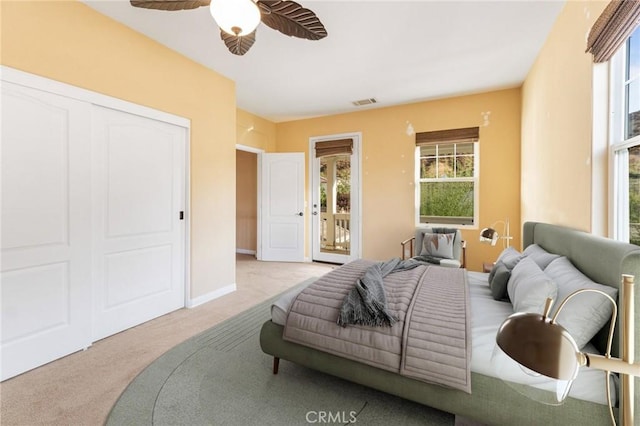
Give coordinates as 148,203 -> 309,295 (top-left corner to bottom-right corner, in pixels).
130,0 -> 327,56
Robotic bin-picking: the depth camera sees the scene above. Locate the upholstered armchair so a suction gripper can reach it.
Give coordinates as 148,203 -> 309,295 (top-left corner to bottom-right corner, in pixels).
401,227 -> 466,268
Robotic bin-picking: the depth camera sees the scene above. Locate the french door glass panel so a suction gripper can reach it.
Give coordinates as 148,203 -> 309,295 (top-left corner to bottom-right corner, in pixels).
319,155 -> 351,256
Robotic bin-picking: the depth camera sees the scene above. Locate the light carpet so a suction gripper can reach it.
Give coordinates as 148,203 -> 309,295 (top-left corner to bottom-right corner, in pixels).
107,278 -> 455,425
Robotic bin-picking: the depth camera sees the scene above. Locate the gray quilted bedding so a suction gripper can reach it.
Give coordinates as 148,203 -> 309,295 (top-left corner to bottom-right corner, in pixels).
282,259 -> 471,393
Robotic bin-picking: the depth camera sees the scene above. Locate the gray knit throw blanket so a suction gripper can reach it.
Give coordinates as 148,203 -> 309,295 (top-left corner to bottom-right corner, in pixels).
337,258 -> 424,327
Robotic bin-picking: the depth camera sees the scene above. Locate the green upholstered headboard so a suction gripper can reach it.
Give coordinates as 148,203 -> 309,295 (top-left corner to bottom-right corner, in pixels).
523,222 -> 640,415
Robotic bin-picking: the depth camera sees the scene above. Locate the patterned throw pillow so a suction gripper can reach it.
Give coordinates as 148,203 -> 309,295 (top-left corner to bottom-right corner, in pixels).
421,233 -> 455,259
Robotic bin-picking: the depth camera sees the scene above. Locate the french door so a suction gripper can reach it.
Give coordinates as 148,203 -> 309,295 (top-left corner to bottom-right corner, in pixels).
310,133 -> 361,264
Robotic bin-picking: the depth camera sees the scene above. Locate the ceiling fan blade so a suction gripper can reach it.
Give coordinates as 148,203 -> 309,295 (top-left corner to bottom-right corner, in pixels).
220,29 -> 257,56
257,0 -> 327,41
130,0 -> 210,11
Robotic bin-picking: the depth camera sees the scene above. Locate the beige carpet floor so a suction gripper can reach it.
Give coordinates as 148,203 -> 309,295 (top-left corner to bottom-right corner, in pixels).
0,254 -> 335,425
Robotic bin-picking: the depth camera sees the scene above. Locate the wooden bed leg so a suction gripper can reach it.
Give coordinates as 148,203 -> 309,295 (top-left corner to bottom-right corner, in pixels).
273,357 -> 280,374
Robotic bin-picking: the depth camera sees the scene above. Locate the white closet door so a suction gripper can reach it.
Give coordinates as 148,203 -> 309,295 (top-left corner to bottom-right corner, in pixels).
1,82 -> 92,380
91,106 -> 186,340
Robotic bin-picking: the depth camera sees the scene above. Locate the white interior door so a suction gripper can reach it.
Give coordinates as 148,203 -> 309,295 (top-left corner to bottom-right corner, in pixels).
92,106 -> 186,341
260,153 -> 305,262
1,82 -> 92,380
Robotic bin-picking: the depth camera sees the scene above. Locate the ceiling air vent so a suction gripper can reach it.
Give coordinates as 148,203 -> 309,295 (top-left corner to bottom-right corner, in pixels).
352,98 -> 377,107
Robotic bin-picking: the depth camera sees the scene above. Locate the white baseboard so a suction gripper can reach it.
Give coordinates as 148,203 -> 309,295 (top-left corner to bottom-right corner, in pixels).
236,248 -> 256,255
187,283 -> 236,308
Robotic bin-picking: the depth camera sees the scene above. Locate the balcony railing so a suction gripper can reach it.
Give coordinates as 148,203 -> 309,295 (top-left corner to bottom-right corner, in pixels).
320,213 -> 350,253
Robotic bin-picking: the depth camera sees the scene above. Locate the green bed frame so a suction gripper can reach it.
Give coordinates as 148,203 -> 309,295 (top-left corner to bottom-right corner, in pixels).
260,222 -> 640,425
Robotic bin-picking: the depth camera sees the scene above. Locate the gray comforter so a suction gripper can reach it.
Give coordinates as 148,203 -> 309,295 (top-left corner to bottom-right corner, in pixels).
283,259 -> 472,393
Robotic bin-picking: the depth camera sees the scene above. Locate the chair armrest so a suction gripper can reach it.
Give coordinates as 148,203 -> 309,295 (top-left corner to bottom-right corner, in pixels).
460,240 -> 467,269
401,237 -> 415,260
439,259 -> 461,268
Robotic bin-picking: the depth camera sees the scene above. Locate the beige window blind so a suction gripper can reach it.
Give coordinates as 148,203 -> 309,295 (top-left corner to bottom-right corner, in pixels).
415,127 -> 479,146
586,0 -> 640,63
315,138 -> 353,157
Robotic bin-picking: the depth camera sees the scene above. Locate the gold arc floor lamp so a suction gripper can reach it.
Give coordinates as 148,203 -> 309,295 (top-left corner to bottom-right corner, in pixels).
494,274 -> 639,425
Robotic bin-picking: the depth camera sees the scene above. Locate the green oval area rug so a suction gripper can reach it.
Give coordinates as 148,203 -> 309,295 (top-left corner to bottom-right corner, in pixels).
107,279 -> 455,426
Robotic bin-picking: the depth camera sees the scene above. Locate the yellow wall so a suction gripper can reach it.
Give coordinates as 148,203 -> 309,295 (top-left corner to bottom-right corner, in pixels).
521,1 -> 608,232
237,108 -> 277,152
276,88 -> 522,271
236,150 -> 257,252
1,1 -> 237,299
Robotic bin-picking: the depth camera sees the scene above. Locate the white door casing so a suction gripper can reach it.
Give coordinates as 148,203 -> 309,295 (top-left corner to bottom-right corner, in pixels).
1,82 -> 93,380
260,153 -> 305,262
310,133 -> 361,264
91,106 -> 186,341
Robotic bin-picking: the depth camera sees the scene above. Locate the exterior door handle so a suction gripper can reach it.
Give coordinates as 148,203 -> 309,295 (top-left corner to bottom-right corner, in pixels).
312,212 -> 318,215
297,212 -> 303,216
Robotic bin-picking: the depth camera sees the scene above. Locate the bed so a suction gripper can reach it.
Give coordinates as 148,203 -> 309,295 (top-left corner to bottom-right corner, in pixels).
259,222 -> 640,425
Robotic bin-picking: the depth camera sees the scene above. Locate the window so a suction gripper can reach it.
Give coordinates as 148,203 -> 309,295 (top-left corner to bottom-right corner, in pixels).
415,127 -> 479,226
611,26 -> 640,245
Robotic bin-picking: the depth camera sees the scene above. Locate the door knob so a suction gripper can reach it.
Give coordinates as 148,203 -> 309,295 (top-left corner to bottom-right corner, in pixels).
297,212 -> 304,216
312,212 -> 318,215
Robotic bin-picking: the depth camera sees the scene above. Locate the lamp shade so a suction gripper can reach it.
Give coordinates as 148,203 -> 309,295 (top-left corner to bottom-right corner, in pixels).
210,0 -> 261,36
491,312 -> 582,405
479,227 -> 499,246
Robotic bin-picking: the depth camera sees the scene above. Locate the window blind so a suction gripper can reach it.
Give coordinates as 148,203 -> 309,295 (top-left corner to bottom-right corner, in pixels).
315,138 -> 353,157
415,127 -> 479,146
586,0 -> 640,63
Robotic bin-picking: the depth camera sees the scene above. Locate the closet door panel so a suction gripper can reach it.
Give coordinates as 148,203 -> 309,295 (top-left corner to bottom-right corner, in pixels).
92,106 -> 186,341
1,82 -> 92,380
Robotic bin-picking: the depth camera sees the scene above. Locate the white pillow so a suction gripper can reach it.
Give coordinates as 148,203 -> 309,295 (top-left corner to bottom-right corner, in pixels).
545,257 -> 618,349
496,246 -> 522,270
421,233 -> 455,259
507,257 -> 558,314
522,244 -> 561,270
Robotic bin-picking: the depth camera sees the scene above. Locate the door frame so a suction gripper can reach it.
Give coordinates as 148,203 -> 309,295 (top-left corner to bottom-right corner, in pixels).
1,65 -> 191,326
309,132 -> 362,263
236,144 -> 264,259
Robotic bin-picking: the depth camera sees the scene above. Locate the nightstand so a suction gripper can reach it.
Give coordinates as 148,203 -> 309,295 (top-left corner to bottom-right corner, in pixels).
482,262 -> 495,273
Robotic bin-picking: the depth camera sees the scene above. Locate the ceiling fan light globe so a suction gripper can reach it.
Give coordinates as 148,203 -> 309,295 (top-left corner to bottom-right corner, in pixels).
210,0 -> 261,37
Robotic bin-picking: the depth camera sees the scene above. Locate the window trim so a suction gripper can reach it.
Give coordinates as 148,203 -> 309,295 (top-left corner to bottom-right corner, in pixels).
414,142 -> 480,229
609,31 -> 640,243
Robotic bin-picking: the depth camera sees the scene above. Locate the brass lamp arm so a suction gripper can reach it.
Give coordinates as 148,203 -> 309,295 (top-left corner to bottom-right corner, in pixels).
551,289 -> 618,357
583,353 -> 640,377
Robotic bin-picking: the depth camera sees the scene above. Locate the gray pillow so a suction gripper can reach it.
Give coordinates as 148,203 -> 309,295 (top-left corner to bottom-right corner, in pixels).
489,263 -> 511,300
545,257 -> 618,349
488,261 -> 499,283
496,247 -> 522,270
507,257 -> 558,314
522,244 -> 561,270
420,233 -> 455,259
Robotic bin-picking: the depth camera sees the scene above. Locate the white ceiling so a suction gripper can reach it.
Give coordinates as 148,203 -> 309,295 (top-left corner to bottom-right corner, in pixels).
84,0 -> 565,122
